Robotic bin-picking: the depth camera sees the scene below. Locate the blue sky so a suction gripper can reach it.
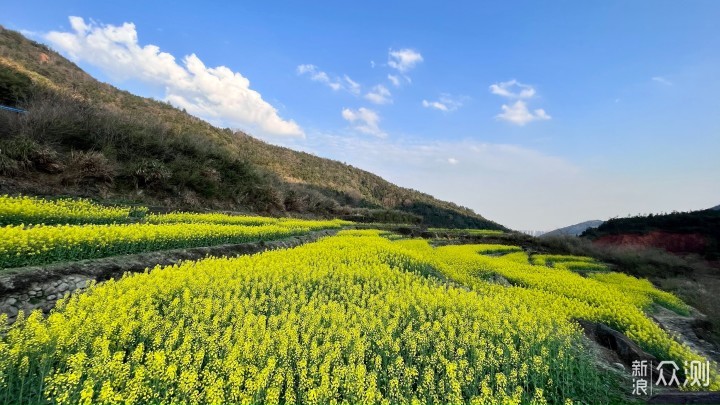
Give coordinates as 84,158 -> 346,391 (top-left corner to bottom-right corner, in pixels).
3,1 -> 719,230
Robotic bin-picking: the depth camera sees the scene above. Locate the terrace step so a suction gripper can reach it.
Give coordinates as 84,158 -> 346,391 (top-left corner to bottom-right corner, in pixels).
0,229 -> 338,323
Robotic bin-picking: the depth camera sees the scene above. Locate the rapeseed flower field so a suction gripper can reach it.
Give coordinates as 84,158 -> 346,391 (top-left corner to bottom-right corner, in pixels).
1,230 -> 717,404
0,195 -> 146,226
0,222 -> 340,268
0,196 -> 348,268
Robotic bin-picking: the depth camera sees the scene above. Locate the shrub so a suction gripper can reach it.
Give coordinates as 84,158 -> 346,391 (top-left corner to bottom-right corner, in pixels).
131,159 -> 171,188
61,150 -> 116,186
0,136 -> 63,175
0,65 -> 32,105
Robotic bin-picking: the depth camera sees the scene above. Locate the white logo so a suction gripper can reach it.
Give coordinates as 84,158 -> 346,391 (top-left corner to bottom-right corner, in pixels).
630,359 -> 711,396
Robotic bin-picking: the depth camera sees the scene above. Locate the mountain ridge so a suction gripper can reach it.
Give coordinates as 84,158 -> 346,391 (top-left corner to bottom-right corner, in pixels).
0,27 -> 505,230
542,220 -> 604,237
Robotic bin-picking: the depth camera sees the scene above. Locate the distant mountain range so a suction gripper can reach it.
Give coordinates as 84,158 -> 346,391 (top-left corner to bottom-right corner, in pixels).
542,220 -> 604,237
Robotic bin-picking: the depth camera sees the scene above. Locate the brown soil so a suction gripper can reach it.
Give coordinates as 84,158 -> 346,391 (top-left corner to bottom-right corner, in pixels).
594,231 -> 707,254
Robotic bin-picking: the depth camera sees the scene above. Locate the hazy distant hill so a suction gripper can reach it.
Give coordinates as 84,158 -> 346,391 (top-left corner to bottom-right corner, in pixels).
0,27 -> 504,230
542,220 -> 604,237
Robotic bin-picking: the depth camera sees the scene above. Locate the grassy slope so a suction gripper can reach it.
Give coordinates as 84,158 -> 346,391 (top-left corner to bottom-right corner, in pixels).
0,27 -> 504,230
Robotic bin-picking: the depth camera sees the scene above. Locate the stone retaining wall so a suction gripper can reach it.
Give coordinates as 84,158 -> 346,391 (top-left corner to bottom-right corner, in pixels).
0,229 -> 338,322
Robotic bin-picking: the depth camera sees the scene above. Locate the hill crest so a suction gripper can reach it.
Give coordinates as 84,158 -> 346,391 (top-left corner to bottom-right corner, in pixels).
0,27 -> 504,230
542,220 -> 604,237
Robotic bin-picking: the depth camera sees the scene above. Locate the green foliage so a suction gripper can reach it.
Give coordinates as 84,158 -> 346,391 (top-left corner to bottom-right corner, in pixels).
130,159 -> 171,188
402,201 -> 505,230
343,208 -> 422,224
0,136 -> 61,175
583,210 -> 720,238
428,228 -> 505,236
0,64 -> 32,105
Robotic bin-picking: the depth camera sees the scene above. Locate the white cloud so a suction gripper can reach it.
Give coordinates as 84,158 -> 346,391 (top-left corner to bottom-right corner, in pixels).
341,107 -> 386,137
448,157 -> 459,165
489,79 -> 549,125
387,74 -> 401,87
388,48 -> 423,73
19,29 -> 42,39
295,64 -> 344,91
365,84 -> 392,105
388,73 -> 413,87
422,94 -> 464,112
652,76 -> 673,86
422,100 -> 448,111
296,64 -> 315,75
297,65 -> 340,90
46,17 -> 303,137
489,79 -> 536,99
496,100 -> 551,126
343,75 -> 361,95
297,65 -> 361,95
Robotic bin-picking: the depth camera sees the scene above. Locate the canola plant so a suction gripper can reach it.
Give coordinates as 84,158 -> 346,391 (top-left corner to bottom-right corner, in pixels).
0,196 -> 348,268
1,230 -> 717,404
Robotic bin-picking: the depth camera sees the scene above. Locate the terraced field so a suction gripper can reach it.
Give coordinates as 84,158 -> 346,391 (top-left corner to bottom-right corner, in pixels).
0,196 -> 348,269
0,196 -> 717,404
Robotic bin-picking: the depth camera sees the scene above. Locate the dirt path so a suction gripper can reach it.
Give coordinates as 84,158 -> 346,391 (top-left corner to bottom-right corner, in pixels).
651,306 -> 720,364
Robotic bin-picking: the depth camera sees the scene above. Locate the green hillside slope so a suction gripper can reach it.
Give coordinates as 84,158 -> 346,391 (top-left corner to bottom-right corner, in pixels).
0,27 -> 504,230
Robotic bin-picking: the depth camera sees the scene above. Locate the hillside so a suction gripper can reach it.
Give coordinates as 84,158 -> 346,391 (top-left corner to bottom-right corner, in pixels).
542,219 -> 604,237
0,27 -> 504,230
581,208 -> 720,260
